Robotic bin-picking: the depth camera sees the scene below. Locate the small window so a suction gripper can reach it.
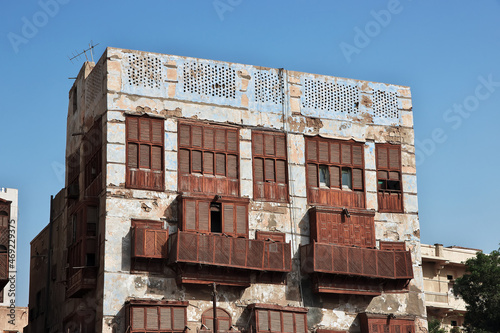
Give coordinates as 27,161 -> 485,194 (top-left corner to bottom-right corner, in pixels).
447,275 -> 454,280
210,203 -> 222,233
451,321 -> 458,327
319,165 -> 329,187
341,168 -> 352,190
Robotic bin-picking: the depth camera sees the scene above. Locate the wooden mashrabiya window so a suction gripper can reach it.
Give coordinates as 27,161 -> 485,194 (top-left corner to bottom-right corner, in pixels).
248,303 -> 308,333
376,143 -> 403,213
126,115 -> 165,191
252,130 -> 288,202
178,122 -> 239,197
305,137 -> 365,209
126,300 -> 188,333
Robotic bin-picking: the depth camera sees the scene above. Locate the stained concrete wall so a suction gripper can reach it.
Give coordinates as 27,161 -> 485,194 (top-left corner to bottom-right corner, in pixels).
92,47 -> 427,333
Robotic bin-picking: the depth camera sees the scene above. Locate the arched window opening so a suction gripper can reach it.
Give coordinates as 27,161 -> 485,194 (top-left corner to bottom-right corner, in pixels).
201,308 -> 232,332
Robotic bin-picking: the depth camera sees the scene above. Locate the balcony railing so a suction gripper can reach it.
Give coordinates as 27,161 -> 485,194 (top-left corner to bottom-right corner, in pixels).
0,252 -> 8,290
300,243 -> 413,280
168,232 -> 292,273
66,267 -> 97,298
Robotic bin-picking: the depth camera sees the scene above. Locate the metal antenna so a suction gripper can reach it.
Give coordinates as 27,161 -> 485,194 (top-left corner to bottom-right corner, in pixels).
68,41 -> 100,64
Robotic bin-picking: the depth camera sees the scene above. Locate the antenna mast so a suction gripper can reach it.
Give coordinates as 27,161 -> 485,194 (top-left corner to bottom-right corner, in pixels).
68,41 -> 100,64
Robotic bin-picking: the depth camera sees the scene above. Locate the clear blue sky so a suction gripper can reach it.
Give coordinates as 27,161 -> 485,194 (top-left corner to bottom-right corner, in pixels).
1,0 -> 499,307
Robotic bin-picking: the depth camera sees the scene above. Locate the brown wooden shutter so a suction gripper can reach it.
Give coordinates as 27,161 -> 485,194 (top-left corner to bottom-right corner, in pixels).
254,158 -> 264,181
276,135 -> 286,158
341,144 -> 351,164
192,126 -> 202,147
227,130 -> 238,152
265,134 -> 275,156
198,201 -> 210,232
352,168 -> 363,190
389,171 -> 399,180
254,133 -> 263,155
131,307 -> 145,330
216,153 -> 226,175
128,143 -> 138,168
128,117 -> 139,141
319,141 -> 329,162
330,165 -> 340,188
185,200 -> 196,230
215,129 -> 226,150
389,148 -> 400,169
352,145 -> 363,166
307,164 -> 318,187
378,170 -> 388,180
152,120 -> 163,144
265,159 -> 275,181
270,311 -> 281,332
179,124 -> 191,147
204,152 -> 214,174
330,142 -> 340,163
146,307 -> 158,330
236,205 -> 247,235
140,118 -> 151,142
282,313 -> 294,333
223,203 -> 234,234
227,154 -> 238,178
172,307 -> 185,330
179,149 -> 190,174
151,146 -> 162,170
295,314 -> 306,333
159,307 -> 171,330
139,145 -> 150,168
377,147 -> 388,168
307,139 -> 317,161
276,160 -> 286,184
204,127 -> 214,149
192,150 -> 202,173
257,310 -> 269,332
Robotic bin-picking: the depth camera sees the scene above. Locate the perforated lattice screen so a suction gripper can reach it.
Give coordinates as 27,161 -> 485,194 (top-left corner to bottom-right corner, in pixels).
183,62 -> 236,99
254,70 -> 282,104
127,54 -> 163,89
302,78 -> 359,114
85,63 -> 103,107
373,90 -> 399,119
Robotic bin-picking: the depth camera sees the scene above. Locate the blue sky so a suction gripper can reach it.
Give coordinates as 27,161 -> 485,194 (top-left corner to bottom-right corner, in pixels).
1,1 -> 499,307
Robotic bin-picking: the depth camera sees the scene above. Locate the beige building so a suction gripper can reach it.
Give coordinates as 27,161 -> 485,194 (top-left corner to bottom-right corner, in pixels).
0,188 -> 28,333
27,47 -> 426,333
421,244 -> 480,330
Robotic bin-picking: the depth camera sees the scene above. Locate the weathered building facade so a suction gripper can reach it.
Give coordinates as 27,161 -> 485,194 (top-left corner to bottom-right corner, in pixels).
421,244 -> 479,331
27,47 -> 426,333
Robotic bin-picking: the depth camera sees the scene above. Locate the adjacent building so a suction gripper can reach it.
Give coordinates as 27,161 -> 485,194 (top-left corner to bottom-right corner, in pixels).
421,243 -> 480,331
0,187 -> 28,332
27,47 -> 426,333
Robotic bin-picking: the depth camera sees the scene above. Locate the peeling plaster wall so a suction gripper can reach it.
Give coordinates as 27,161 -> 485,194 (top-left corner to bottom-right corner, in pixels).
95,48 -> 425,333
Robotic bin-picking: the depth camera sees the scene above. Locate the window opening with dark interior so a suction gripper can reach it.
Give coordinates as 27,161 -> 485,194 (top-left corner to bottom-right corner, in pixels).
319,165 -> 329,187
86,253 -> 96,267
211,203 -> 222,233
342,167 -> 352,190
0,211 -> 8,227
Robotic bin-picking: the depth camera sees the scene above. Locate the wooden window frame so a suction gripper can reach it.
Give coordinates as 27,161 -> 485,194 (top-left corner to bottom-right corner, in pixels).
126,115 -> 165,191
252,131 -> 289,203
126,300 -> 188,333
379,241 -> 406,251
305,136 -> 365,207
83,118 -> 103,195
130,219 -> 168,273
201,307 -> 232,332
376,143 -> 403,213
178,121 -> 240,196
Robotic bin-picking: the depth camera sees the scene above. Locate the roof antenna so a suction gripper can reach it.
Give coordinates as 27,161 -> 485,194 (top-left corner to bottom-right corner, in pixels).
68,41 -> 100,64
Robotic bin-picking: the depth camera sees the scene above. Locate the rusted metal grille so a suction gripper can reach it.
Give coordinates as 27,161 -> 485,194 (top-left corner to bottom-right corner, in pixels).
301,243 -> 413,280
169,232 -> 291,272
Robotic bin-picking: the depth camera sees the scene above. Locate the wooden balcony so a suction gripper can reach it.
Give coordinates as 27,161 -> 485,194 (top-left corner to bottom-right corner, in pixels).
0,252 -> 8,290
66,267 -> 97,298
168,232 -> 291,285
300,243 -> 413,295
378,190 -> 403,212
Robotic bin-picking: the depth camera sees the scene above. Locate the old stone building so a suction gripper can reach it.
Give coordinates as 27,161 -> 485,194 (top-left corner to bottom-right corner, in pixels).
421,244 -> 479,331
27,47 -> 426,333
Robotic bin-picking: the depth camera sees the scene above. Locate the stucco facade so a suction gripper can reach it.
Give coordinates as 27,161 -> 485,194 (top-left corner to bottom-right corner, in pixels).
27,47 -> 426,333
